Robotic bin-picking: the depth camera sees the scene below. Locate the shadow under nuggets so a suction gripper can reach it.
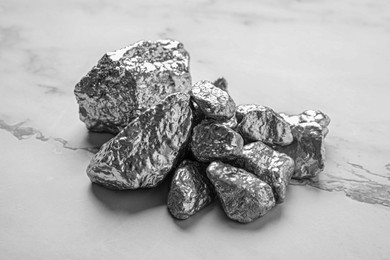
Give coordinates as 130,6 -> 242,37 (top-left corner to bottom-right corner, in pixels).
90,173 -> 173,214
85,131 -> 115,152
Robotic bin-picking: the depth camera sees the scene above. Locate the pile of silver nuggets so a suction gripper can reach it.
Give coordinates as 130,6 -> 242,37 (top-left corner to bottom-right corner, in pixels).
75,39 -> 330,223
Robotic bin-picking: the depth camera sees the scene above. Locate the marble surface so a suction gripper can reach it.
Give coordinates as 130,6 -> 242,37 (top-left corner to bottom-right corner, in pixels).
1,0 -> 390,259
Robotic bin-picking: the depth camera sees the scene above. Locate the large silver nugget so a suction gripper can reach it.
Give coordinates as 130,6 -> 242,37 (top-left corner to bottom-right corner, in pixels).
190,80 -> 236,121
75,39 -> 192,134
167,160 -> 215,219
236,104 -> 293,146
207,162 -> 275,223
280,110 -> 331,137
86,93 -> 193,189
274,122 -> 324,179
191,120 -> 243,162
233,142 -> 295,203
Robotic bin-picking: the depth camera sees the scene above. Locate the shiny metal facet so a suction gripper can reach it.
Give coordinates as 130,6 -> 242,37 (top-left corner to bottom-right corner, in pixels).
75,39 -> 192,134
190,100 -> 205,125
280,110 -> 331,137
199,116 -> 237,130
167,160 -> 215,219
233,141 -> 295,203
219,116 -> 238,129
236,104 -> 263,122
191,120 -> 244,162
207,161 -> 275,223
236,104 -> 293,146
86,93 -> 193,189
190,80 -> 236,121
274,122 -> 324,179
190,102 -> 237,129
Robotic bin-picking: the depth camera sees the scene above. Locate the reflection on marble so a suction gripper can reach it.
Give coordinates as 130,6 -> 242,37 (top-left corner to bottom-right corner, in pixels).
1,0 -> 390,258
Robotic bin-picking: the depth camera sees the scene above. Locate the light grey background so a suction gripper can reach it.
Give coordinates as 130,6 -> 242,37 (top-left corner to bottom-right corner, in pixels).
1,0 -> 389,259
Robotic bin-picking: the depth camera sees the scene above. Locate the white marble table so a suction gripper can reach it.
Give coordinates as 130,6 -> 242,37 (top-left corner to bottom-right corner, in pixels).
1,0 -> 389,259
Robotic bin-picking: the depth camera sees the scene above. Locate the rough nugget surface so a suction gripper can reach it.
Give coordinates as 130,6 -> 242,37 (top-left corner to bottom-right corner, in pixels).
75,39 -> 192,134
207,162 -> 275,223
86,93 -> 193,189
168,161 -> 215,219
233,142 -> 295,203
275,122 -> 324,179
190,80 -> 236,121
191,120 -> 243,162
236,104 -> 293,146
280,110 -> 331,137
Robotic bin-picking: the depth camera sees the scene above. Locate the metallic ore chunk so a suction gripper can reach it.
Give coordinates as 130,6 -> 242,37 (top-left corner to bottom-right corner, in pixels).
167,160 -> 215,219
74,39 -> 192,134
219,116 -> 238,129
213,77 -> 228,91
190,77 -> 229,124
274,122 -> 324,179
190,80 -> 236,121
190,100 -> 205,125
207,162 -> 275,223
280,110 -> 331,137
236,104 -> 262,122
236,104 -> 293,146
86,93 -> 193,189
233,142 -> 295,203
191,120 -> 243,162
200,116 -> 237,130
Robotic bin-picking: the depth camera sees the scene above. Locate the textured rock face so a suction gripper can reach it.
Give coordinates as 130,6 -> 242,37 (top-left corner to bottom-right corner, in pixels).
207,162 -> 275,223
190,80 -> 236,121
167,161 -> 215,219
275,122 -> 324,179
280,110 -> 331,137
197,116 -> 237,130
233,142 -> 295,203
236,104 -> 262,122
236,104 -> 293,146
218,116 -> 238,129
86,93 -> 193,189
74,39 -> 192,134
191,120 -> 244,162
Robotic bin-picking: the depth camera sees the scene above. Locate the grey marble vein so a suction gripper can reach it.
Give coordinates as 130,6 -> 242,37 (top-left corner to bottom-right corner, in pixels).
0,119 -> 97,153
347,162 -> 390,180
291,172 -> 390,208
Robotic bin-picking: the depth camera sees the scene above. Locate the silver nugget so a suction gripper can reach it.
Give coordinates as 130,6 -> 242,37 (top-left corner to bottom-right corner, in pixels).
274,122 -> 325,179
207,161 -> 275,223
213,77 -> 228,91
190,80 -> 236,121
233,142 -> 295,203
279,110 -> 331,137
236,104 -> 293,146
191,120 -> 243,162
75,39 -> 192,134
86,93 -> 193,189
167,161 -> 215,219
